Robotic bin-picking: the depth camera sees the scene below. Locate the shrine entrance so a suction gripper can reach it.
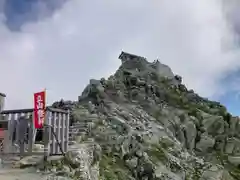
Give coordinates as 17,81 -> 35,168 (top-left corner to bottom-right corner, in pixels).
0,107 -> 69,165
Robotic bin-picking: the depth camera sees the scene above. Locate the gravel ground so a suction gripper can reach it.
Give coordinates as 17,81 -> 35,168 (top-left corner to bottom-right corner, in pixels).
0,167 -> 72,180
0,168 -> 45,180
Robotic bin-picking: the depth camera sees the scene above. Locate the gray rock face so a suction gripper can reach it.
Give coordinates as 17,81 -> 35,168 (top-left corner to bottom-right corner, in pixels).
65,143 -> 99,180
185,121 -> 197,151
48,52 -> 240,180
156,61 -> 175,79
196,133 -> 215,152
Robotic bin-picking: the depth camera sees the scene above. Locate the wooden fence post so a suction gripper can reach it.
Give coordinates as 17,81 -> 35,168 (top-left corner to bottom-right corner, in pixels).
17,116 -> 28,158
43,110 -> 49,168
28,114 -> 33,155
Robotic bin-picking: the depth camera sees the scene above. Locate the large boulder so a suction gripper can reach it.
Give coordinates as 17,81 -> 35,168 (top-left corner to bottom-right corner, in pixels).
202,115 -> 225,136
185,121 -> 197,151
200,165 -> 234,180
196,133 -> 215,152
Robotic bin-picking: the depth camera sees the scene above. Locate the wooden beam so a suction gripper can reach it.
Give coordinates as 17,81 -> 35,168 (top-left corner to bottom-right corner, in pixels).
1,107 -> 68,115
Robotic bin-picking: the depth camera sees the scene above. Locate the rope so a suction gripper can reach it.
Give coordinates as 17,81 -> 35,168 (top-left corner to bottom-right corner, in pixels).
44,124 -> 75,172
44,124 -> 65,157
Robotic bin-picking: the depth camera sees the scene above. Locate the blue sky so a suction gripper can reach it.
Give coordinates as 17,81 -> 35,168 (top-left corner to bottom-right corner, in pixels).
1,0 -> 240,116
4,0 -> 66,30
4,0 -> 40,30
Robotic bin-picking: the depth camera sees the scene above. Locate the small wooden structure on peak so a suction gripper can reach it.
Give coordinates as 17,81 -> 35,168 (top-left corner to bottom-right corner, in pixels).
118,51 -> 146,63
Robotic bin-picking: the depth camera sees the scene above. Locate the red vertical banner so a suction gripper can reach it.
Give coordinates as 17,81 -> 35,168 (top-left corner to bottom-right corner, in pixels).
34,90 -> 46,129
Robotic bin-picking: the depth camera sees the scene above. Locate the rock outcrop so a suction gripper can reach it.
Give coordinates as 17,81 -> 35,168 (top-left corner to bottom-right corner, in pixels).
48,51 -> 240,180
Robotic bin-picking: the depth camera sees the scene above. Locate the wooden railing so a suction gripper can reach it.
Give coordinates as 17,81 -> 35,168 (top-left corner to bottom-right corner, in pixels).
0,107 -> 69,156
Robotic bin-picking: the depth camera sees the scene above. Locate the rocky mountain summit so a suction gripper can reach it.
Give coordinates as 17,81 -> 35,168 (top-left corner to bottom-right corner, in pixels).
49,52 -> 240,180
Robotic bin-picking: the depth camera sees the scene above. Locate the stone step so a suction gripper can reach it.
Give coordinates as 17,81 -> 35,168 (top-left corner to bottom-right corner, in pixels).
69,131 -> 86,136
69,131 -> 87,135
69,127 -> 87,132
68,141 -> 77,146
0,156 -> 20,167
74,123 -> 89,126
78,116 -> 94,120
71,122 -> 89,125
71,123 -> 88,126
70,127 -> 87,130
70,125 -> 88,129
73,118 -> 95,123
69,132 -> 86,137
1,160 -> 15,166
84,138 -> 95,142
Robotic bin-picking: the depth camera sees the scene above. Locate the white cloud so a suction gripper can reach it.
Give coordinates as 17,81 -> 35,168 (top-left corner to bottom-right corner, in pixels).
0,0 -> 240,109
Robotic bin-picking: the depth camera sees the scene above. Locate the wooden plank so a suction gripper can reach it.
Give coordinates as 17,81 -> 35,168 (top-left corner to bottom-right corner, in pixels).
8,118 -> 16,145
53,112 -> 57,154
48,111 -> 53,155
65,111 -> 69,152
2,130 -> 9,153
62,113 -> 66,152
17,115 -> 28,157
46,107 -> 68,114
52,111 -> 55,155
59,113 -> 63,152
28,115 -> 34,154
43,111 -> 50,162
1,107 -> 68,115
1,109 -> 33,114
57,112 -> 60,154
16,115 -> 28,142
